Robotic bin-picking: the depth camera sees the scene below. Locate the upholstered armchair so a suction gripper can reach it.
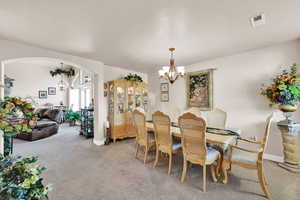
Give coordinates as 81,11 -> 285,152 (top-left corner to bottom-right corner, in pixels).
222,114 -> 273,199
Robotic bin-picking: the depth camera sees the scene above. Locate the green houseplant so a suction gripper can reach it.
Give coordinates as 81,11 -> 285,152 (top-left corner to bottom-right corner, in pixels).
0,97 -> 38,156
65,110 -> 81,126
0,155 -> 51,200
123,73 -> 143,82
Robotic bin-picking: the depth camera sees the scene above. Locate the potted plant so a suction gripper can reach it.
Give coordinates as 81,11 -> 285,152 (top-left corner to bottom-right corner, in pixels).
261,64 -> 300,123
65,110 -> 81,126
0,155 -> 51,199
0,97 -> 38,156
123,73 -> 143,82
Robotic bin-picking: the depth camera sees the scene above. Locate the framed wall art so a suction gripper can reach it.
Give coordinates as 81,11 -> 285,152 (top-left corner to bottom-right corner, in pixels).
160,83 -> 169,92
104,83 -> 108,97
186,69 -> 214,110
48,87 -> 56,95
39,90 -> 47,99
160,82 -> 169,102
160,92 -> 169,102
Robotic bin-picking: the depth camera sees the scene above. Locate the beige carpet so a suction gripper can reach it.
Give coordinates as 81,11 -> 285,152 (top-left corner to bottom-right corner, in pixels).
14,124 -> 300,200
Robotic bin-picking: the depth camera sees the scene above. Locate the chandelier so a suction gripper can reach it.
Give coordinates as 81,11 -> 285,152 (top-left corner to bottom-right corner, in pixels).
58,63 -> 69,91
158,48 -> 185,84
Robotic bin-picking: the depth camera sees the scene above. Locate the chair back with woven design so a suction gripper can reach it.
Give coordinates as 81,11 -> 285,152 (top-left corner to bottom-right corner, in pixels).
201,108 -> 227,128
152,111 -> 172,150
178,112 -> 207,162
261,114 -> 274,154
133,110 -> 148,144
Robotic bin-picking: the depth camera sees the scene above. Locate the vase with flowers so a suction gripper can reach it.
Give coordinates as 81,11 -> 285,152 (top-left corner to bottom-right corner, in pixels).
261,63 -> 300,124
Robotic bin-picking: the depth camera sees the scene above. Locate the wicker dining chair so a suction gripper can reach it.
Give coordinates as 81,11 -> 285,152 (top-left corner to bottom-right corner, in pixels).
178,112 -> 220,192
152,111 -> 182,175
133,110 -> 156,164
222,114 -> 274,199
201,108 -> 227,129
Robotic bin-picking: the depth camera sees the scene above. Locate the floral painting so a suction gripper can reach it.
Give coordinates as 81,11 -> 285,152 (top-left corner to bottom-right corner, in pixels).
186,69 -> 213,110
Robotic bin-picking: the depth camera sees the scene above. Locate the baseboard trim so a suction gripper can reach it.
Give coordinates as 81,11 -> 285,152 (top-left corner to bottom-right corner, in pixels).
263,153 -> 284,163
93,138 -> 105,146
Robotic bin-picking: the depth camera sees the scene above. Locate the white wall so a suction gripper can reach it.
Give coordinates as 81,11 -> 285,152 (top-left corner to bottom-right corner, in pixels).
148,39 -> 300,157
5,61 -> 66,106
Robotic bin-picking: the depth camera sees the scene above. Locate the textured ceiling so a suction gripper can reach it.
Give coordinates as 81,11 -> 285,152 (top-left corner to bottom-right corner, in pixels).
0,0 -> 300,72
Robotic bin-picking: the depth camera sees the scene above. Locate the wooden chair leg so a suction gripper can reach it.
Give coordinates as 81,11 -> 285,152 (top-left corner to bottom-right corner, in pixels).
144,146 -> 148,164
264,175 -> 268,186
216,154 -> 222,177
257,164 -> 271,199
181,158 -> 188,182
168,153 -> 173,175
153,148 -> 159,168
135,144 -> 139,158
222,159 -> 229,184
203,165 -> 207,192
210,164 -> 217,183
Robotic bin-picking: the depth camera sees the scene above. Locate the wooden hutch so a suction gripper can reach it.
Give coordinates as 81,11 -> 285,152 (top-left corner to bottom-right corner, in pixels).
106,80 -> 148,142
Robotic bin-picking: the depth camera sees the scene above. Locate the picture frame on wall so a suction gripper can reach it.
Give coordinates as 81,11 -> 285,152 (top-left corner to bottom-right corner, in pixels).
160,83 -> 169,92
186,69 -> 214,110
104,83 -> 108,97
160,92 -> 169,102
39,90 -> 47,99
48,87 -> 56,95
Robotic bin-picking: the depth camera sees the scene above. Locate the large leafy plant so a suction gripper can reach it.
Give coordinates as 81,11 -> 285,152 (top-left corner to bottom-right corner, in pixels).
65,110 -> 81,122
0,155 -> 51,200
261,64 -> 300,106
0,97 -> 38,136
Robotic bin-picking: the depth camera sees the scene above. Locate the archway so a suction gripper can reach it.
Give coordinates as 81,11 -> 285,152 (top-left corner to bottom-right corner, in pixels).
0,56 -> 105,154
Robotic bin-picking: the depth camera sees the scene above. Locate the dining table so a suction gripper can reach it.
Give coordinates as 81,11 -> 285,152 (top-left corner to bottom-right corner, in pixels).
146,121 -> 241,183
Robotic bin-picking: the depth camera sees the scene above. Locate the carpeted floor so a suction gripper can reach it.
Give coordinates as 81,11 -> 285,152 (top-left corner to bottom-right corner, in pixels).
14,124 -> 300,200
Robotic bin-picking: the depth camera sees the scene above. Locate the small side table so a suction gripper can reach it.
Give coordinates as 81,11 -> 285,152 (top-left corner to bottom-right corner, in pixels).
277,122 -> 300,173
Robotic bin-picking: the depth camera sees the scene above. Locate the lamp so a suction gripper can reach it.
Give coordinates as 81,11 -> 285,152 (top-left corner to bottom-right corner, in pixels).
159,48 -> 185,84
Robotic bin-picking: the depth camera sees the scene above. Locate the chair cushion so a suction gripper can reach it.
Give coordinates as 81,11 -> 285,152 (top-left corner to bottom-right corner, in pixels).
186,147 -> 219,164
172,143 -> 181,150
206,147 -> 220,164
227,148 -> 258,166
35,120 -> 57,129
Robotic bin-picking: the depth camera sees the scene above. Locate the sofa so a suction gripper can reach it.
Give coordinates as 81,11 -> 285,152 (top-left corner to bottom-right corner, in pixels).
16,108 -> 64,141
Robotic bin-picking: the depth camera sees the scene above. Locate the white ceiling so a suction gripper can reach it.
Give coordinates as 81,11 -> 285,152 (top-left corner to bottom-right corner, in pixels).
0,0 -> 300,73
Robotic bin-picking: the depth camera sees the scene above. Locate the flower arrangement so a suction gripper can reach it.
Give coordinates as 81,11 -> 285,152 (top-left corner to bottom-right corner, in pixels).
123,73 -> 143,82
0,155 -> 51,200
0,97 -> 38,137
261,64 -> 300,106
189,74 -> 207,98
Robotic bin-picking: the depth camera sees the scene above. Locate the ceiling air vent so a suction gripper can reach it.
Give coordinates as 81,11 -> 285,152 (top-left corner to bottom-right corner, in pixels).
250,13 -> 265,27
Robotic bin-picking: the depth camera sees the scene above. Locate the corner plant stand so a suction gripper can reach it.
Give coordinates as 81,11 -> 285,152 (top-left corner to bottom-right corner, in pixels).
277,121 -> 300,173
3,135 -> 13,156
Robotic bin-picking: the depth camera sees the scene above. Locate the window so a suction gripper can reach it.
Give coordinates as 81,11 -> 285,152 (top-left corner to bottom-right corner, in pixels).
70,89 -> 80,111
